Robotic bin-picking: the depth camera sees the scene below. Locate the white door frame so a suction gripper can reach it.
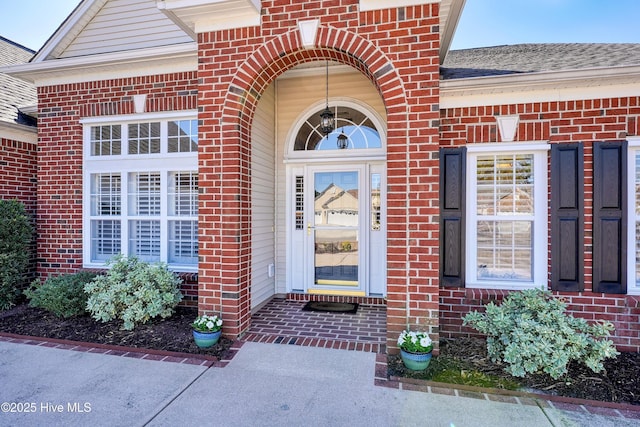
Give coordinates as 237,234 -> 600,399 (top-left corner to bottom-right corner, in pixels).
306,164 -> 367,296
285,161 -> 386,297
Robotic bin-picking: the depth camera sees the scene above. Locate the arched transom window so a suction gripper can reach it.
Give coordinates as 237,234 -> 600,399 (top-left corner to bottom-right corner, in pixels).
293,105 -> 382,152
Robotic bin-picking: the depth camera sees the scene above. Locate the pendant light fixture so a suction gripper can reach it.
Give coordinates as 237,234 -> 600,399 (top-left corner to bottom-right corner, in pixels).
337,129 -> 348,149
319,60 -> 334,137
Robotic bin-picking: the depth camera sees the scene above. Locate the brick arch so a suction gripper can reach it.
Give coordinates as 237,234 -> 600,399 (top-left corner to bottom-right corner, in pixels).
221,25 -> 408,145
210,26 -> 410,338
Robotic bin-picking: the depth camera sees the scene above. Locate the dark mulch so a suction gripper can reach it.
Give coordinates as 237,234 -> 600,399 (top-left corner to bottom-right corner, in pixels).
389,337 -> 640,406
0,304 -> 233,360
3,304 -> 639,405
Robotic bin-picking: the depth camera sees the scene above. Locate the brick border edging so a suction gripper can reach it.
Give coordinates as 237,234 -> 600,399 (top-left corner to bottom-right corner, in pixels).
373,354 -> 640,420
0,332 -> 244,368
240,332 -> 385,353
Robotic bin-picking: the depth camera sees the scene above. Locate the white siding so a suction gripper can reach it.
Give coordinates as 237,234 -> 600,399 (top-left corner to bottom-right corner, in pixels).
274,69 -> 386,294
251,84 -> 276,310
61,0 -> 192,58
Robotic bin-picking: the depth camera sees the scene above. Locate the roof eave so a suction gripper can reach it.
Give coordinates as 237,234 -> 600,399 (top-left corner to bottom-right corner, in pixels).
440,64 -> 640,108
32,0 -> 107,62
441,64 -> 640,93
439,0 -> 466,64
0,121 -> 37,144
2,43 -> 198,86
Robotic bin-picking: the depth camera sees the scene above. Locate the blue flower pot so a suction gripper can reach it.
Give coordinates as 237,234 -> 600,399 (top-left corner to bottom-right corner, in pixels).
400,349 -> 432,371
193,330 -> 222,348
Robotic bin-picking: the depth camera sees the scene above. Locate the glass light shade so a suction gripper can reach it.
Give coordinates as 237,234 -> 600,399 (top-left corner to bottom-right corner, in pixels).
319,106 -> 334,136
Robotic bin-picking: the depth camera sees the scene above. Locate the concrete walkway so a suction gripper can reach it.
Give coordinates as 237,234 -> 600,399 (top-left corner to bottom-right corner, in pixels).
0,340 -> 638,427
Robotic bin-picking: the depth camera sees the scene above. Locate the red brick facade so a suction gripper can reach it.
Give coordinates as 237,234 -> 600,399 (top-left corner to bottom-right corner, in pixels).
439,97 -> 640,351
196,1 -> 441,349
36,73 -> 198,276
0,136 -> 37,280
0,137 -> 37,215
20,1 -> 640,354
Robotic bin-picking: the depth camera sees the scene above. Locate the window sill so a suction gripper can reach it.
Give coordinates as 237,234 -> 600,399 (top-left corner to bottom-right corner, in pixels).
81,267 -> 198,282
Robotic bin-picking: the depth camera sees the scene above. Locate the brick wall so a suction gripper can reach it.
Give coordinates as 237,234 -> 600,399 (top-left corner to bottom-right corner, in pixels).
0,136 -> 38,281
439,96 -> 640,351
36,73 -> 198,279
196,0 -> 441,347
0,137 -> 37,214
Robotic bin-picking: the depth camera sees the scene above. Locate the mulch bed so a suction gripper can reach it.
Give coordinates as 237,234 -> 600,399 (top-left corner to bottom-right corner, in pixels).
388,337 -> 640,406
0,304 -> 233,360
2,304 -> 639,405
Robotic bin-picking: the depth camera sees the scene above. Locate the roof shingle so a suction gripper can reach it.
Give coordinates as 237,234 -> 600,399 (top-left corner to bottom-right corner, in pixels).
441,43 -> 640,80
0,36 -> 36,126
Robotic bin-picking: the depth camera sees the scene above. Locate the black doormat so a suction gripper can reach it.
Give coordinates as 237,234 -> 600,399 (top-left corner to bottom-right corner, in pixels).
302,301 -> 359,314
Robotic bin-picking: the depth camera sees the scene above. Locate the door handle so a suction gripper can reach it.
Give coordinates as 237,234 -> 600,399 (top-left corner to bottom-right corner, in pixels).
307,223 -> 314,236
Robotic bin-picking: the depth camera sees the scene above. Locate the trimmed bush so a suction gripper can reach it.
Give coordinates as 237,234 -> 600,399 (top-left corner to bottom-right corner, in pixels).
463,288 -> 619,380
24,272 -> 98,318
0,200 -> 34,310
84,255 -> 183,330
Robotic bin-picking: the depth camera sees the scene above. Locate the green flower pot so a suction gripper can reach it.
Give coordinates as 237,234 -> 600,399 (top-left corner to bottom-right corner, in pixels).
400,349 -> 432,371
193,330 -> 221,348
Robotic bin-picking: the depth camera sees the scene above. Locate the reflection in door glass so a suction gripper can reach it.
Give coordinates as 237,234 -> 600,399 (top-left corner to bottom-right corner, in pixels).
314,172 -> 358,227
315,229 -> 358,285
371,173 -> 381,231
314,171 -> 359,285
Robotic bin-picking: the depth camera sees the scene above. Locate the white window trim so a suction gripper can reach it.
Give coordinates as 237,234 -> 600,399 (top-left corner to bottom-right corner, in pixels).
284,99 -> 387,162
465,142 -> 550,290
82,112 -> 198,272
627,136 -> 640,295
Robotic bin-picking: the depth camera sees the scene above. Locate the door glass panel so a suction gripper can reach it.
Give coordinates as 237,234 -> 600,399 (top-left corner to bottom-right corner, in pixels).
315,229 -> 358,285
314,171 -> 359,285
371,173 -> 381,231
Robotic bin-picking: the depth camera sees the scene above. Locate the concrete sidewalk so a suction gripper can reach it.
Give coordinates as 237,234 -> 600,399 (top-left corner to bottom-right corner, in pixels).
0,340 -> 637,426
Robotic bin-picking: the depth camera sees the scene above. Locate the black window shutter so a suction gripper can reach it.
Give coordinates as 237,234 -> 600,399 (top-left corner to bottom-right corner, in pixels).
440,147 -> 466,288
550,143 -> 584,291
592,141 -> 627,294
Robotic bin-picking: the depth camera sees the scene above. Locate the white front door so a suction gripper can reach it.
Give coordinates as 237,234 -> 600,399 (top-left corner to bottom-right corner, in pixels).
287,163 -> 386,297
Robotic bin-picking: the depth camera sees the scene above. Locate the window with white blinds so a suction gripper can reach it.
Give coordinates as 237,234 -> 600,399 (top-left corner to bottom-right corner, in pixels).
466,143 -> 549,290
83,112 -> 198,271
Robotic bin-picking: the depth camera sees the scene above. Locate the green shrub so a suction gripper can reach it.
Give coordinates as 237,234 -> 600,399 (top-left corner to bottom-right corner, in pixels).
0,200 -> 34,310
84,255 -> 183,330
463,288 -> 619,380
24,272 -> 98,318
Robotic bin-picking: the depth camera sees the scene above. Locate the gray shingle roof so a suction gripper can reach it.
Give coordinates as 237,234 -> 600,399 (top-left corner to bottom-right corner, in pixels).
441,43 -> 640,80
0,36 -> 36,126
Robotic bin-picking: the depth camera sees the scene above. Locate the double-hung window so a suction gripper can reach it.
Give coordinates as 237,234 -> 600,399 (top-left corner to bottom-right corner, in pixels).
627,137 -> 640,295
83,112 -> 198,271
466,143 -> 549,289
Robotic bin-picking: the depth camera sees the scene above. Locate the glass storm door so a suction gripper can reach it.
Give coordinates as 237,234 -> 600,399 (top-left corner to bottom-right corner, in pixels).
307,168 -> 365,295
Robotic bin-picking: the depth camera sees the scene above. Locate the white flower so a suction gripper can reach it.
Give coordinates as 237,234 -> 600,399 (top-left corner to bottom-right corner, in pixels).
420,336 -> 432,348
206,321 -> 215,329
216,319 -> 223,326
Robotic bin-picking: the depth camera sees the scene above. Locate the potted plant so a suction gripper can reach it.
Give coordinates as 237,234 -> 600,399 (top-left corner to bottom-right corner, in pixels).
397,329 -> 433,371
192,314 -> 223,348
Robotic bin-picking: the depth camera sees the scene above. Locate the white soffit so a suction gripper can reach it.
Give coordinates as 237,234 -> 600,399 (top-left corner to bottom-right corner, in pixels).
0,122 -> 37,145
439,0 -> 466,62
1,44 -> 198,86
440,65 -> 640,109
157,0 -> 261,33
